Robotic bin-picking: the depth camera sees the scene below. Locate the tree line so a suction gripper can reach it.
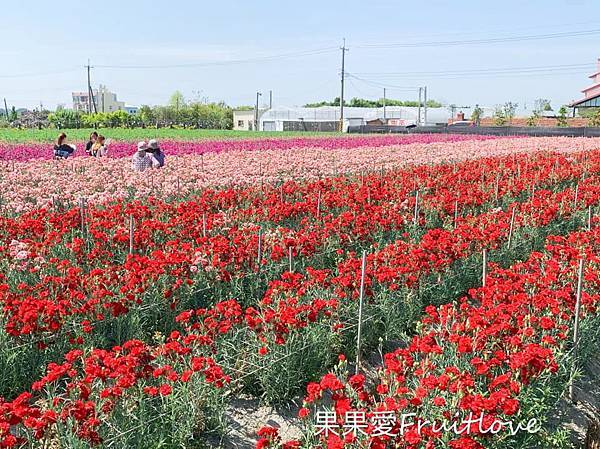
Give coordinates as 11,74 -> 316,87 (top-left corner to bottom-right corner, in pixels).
304,96 -> 443,108
2,91 -> 236,130
48,92 -> 234,129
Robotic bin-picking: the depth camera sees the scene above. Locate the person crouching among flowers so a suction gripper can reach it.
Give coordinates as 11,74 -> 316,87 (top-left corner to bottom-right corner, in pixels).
131,141 -> 159,172
146,139 -> 165,167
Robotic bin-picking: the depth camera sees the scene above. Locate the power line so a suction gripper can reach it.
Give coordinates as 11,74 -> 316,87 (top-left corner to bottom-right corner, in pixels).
352,62 -> 596,77
94,47 -> 338,70
0,68 -> 80,79
354,28 -> 600,49
346,73 -> 420,90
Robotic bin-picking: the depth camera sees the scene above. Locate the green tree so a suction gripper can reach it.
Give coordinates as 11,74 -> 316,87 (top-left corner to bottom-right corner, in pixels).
503,102 -> 518,124
9,106 -> 17,122
587,108 -> 600,127
304,97 -> 442,108
471,104 -> 483,126
493,106 -> 507,126
48,109 -> 82,129
98,110 -> 127,127
169,91 -> 186,118
138,105 -> 155,126
533,98 -> 552,114
526,112 -> 539,127
556,106 -> 569,127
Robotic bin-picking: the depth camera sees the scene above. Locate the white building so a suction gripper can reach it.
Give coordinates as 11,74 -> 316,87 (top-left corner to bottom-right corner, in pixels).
233,109 -> 267,131
72,85 -> 131,114
257,106 -> 453,132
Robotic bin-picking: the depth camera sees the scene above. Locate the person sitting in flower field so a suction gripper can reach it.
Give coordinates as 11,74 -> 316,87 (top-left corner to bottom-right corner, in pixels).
131,141 -> 159,172
53,133 -> 75,159
90,135 -> 109,157
85,131 -> 98,155
146,139 -> 165,167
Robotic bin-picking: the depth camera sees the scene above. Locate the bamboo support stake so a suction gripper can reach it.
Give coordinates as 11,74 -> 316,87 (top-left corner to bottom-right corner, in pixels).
288,247 -> 293,272
507,207 -> 517,249
494,173 -> 500,203
569,258 -> 585,402
256,229 -> 262,270
202,213 -> 207,238
454,200 -> 459,229
316,191 -> 321,220
588,205 -> 593,231
482,248 -> 488,288
355,250 -> 367,375
129,215 -> 134,254
413,190 -> 419,226
79,197 -> 86,231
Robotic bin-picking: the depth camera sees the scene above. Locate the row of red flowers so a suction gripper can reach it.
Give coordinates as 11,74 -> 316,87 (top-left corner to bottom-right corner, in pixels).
257,224 -> 600,448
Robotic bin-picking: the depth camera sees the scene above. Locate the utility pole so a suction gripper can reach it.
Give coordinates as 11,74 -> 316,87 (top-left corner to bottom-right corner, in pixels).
85,59 -> 97,113
269,90 -> 272,109
3,98 -> 8,121
255,91 -> 262,131
383,88 -> 387,121
423,86 -> 428,126
417,87 -> 422,126
339,38 -> 348,132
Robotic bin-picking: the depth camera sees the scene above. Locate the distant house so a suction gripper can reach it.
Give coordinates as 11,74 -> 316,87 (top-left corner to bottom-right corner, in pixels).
124,106 -> 139,115
233,109 -> 263,131
570,57 -> 600,111
72,85 -> 128,114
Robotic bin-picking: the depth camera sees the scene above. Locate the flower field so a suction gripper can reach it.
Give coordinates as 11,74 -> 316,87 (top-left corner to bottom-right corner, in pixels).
0,133 -> 598,448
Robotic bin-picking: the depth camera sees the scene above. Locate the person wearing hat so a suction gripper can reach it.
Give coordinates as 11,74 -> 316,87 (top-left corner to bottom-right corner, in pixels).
146,139 -> 165,167
131,141 -> 159,172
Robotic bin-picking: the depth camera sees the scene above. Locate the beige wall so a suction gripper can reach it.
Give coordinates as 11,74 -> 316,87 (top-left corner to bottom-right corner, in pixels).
97,85 -> 125,113
233,110 -> 256,131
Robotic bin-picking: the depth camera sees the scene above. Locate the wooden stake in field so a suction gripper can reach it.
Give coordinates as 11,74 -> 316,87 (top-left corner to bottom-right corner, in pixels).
507,206 -> 517,249
494,173 -> 500,203
316,190 -> 321,220
355,250 -> 367,375
454,200 -> 459,229
202,213 -> 207,238
569,258 -> 585,402
288,246 -> 293,272
256,228 -> 262,270
574,184 -> 579,208
588,205 -> 593,231
129,214 -> 134,254
413,190 -> 420,226
482,248 -> 488,288
79,197 -> 87,232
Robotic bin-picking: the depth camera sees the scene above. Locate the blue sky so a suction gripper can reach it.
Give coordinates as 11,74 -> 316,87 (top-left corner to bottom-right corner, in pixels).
2,0 -> 599,113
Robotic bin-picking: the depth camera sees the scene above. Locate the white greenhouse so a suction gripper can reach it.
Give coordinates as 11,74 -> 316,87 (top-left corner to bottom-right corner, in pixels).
256,106 -> 453,132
